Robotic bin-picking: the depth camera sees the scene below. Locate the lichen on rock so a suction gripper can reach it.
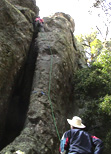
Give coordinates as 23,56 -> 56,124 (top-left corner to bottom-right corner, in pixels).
0,6 -> 87,154
0,0 -> 37,149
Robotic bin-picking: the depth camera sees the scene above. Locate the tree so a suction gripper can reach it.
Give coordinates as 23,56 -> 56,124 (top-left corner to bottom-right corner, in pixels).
76,31 -> 103,62
90,0 -> 111,41
74,40 -> 111,154
90,38 -> 103,59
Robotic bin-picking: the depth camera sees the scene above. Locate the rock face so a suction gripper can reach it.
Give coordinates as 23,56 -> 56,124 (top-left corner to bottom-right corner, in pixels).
0,0 -> 38,149
8,0 -> 39,14
0,10 -> 87,153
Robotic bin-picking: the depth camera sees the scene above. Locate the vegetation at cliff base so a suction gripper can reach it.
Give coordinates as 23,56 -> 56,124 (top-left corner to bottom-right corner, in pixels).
74,31 -> 111,154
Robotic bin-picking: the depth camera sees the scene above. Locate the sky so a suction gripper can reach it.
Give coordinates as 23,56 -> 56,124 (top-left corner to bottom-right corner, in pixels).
35,0 -> 111,40
35,0 -> 100,35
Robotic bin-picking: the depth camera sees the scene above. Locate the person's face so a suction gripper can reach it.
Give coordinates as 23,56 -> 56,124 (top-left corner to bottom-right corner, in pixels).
70,125 -> 73,129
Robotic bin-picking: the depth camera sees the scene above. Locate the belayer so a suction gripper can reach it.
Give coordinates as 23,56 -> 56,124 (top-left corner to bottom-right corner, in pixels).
59,116 -> 104,154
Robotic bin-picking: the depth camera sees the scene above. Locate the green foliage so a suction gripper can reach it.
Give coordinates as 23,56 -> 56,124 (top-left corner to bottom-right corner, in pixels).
74,63 -> 111,99
104,131 -> 111,153
90,38 -> 103,54
74,33 -> 111,153
99,95 -> 111,116
76,30 -> 97,48
94,49 -> 111,70
74,63 -> 111,153
81,99 -> 100,128
104,40 -> 111,50
76,31 -> 103,61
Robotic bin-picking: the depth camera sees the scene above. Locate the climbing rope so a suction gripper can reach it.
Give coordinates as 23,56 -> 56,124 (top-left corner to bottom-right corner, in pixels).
37,31 -> 61,141
48,46 -> 61,141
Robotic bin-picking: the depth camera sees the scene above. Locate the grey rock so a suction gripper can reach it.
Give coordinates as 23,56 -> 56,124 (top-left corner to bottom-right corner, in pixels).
7,0 -> 39,15
0,11 -> 87,154
0,0 -> 36,144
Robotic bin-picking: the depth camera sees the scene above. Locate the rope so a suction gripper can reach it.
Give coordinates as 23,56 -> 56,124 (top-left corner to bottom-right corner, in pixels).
37,32 -> 61,141
48,46 -> 61,141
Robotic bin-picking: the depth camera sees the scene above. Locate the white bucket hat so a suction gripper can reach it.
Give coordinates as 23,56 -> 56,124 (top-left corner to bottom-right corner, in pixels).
67,116 -> 86,128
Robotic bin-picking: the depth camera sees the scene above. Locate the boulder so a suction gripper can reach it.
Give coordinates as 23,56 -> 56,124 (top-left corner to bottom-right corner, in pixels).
0,0 -> 36,145
0,12 -> 87,153
7,0 -> 39,14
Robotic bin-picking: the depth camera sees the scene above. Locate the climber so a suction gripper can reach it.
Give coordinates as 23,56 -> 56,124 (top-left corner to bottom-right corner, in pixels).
34,16 -> 44,32
59,116 -> 104,154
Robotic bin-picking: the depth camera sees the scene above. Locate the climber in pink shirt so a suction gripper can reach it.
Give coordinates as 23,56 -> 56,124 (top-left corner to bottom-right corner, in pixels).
35,17 -> 44,23
34,16 -> 44,32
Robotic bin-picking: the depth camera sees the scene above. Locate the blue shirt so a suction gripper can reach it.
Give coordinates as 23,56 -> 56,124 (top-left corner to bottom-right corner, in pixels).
59,128 -> 103,154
